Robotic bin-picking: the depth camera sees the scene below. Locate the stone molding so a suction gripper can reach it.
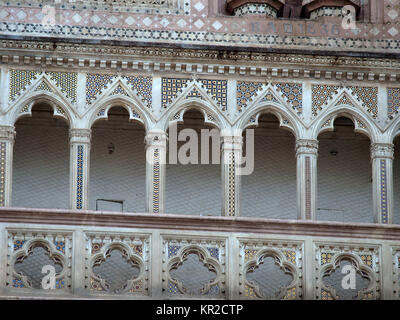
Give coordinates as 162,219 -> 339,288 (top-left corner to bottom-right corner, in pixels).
370,143 -> 394,160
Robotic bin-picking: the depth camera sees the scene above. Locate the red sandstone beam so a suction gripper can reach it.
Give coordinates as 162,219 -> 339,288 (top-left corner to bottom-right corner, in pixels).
0,207 -> 399,241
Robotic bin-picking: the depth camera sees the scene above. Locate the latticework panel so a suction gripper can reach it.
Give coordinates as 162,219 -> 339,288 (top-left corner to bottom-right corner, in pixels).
85,232 -> 150,296
239,240 -> 303,300
7,230 -> 72,292
315,243 -> 380,300
163,236 -> 226,298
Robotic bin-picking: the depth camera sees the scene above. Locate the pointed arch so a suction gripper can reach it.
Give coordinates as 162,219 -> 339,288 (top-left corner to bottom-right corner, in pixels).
87,95 -> 154,131
236,102 -> 302,140
162,98 -> 229,132
312,105 -> 378,143
10,91 -> 75,127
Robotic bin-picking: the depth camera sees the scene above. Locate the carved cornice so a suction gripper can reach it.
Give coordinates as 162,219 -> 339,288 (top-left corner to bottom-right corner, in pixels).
0,40 -> 399,82
296,139 -> 319,156
370,143 -> 394,160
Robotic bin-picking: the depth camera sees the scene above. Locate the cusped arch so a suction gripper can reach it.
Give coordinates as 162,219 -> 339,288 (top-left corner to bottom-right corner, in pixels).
87,96 -> 153,131
236,103 -> 302,140
162,99 -> 228,132
312,105 -> 378,143
10,91 -> 75,127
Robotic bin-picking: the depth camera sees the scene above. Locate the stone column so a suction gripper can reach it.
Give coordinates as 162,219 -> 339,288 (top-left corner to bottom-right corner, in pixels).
70,129 -> 91,210
145,129 -> 167,214
221,132 -> 242,217
371,143 -> 394,224
0,126 -> 15,207
296,139 -> 319,220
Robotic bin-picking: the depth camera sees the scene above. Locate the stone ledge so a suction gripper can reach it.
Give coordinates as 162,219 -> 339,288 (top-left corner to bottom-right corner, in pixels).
1,207 -> 400,241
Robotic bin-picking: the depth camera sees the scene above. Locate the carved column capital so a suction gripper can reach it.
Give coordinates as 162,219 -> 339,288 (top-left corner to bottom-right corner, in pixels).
296,139 -> 319,157
145,129 -> 168,148
69,129 -> 91,144
370,143 -> 394,160
0,126 -> 16,141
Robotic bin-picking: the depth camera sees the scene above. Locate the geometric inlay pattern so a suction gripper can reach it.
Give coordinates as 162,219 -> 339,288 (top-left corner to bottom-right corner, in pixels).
86,74 -> 116,104
45,71 -> 77,103
9,69 -> 39,101
237,81 -> 264,112
335,93 -> 354,107
122,76 -> 153,108
387,87 -> 400,119
199,79 -> 227,111
311,84 -> 341,116
162,78 -> 189,108
274,83 -> 303,114
347,86 -> 378,118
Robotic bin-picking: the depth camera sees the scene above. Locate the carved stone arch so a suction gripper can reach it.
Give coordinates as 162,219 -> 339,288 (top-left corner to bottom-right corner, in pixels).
318,252 -> 377,300
243,248 -> 298,300
163,99 -> 228,132
10,92 -> 75,127
387,115 -> 400,144
236,104 -> 301,140
11,238 -> 67,289
87,96 -> 153,131
89,242 -> 145,294
312,106 -> 378,143
166,244 -> 222,296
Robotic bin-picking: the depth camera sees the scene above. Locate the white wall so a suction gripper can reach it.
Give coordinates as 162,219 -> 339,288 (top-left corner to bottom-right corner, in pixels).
241,133 -> 297,219
89,124 -> 146,213
12,117 -> 70,209
317,134 -> 373,223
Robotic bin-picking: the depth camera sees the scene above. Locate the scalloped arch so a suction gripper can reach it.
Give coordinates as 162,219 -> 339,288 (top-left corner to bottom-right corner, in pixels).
236,103 -> 302,139
10,92 -> 75,127
87,96 -> 153,131
162,99 -> 228,132
312,105 -> 378,143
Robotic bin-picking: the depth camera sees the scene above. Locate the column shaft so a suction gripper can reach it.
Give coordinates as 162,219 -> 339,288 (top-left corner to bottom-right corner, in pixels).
371,143 -> 394,224
70,129 -> 91,210
145,130 -> 167,214
296,139 -> 318,220
221,133 -> 242,217
0,126 -> 15,207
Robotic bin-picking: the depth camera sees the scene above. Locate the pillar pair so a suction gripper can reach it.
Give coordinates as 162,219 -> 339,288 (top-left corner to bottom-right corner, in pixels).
69,128 -> 167,213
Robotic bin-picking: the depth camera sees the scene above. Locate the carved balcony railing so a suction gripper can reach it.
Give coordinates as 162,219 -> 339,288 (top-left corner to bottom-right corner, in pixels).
0,207 -> 399,300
